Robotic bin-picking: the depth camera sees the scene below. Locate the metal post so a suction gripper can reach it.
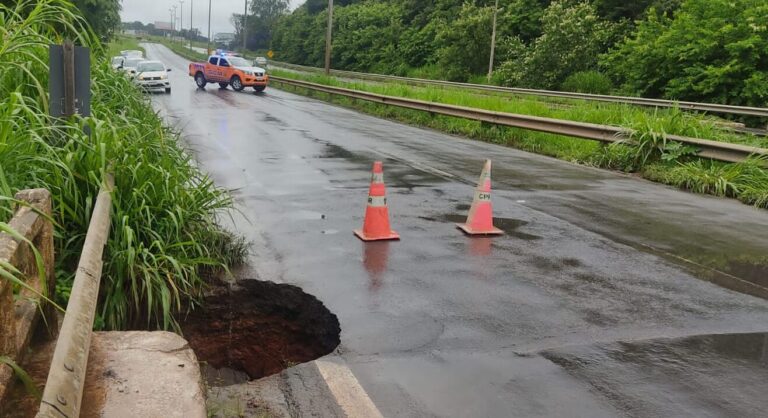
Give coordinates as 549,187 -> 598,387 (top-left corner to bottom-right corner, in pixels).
190,0 -> 193,50
179,0 -> 185,44
207,0 -> 212,55
487,0 -> 499,83
242,0 -> 248,51
324,0 -> 333,75
172,5 -> 177,36
62,41 -> 75,117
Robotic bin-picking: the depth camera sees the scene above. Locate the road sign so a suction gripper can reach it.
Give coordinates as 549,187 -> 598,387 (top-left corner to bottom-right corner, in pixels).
267,50 -> 274,59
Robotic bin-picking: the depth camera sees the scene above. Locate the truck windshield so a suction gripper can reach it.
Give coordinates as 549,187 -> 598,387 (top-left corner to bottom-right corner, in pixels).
228,57 -> 249,67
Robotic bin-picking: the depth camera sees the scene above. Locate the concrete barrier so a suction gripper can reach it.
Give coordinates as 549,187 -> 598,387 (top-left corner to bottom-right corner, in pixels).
0,189 -> 55,403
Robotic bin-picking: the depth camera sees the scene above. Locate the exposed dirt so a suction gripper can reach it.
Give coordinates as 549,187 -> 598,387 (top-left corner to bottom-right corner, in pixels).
180,279 -> 340,385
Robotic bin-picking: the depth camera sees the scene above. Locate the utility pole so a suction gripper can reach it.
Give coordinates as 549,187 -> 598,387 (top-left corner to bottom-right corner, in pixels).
179,0 -> 185,44
242,0 -> 248,51
207,0 -> 212,54
324,0 -> 333,75
189,0 -> 193,50
487,0 -> 499,83
169,8 -> 174,38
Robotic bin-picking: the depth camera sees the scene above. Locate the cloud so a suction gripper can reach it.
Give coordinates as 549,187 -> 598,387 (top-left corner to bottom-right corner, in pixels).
120,0 -> 302,36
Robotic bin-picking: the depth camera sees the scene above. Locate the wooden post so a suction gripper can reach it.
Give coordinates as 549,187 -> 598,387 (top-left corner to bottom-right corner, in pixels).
63,41 -> 75,117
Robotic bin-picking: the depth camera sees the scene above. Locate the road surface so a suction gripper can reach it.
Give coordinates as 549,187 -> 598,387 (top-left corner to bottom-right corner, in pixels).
144,43 -> 768,417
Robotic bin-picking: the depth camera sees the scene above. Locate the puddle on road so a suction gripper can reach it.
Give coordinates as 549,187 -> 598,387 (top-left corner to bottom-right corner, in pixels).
541,332 -> 768,416
363,241 -> 391,290
180,280 -> 340,386
318,142 -> 448,189
420,214 -> 541,241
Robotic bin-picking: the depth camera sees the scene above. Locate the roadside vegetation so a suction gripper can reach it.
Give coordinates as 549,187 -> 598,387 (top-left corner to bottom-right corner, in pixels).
0,0 -> 247,330
270,70 -> 768,209
268,0 -> 767,114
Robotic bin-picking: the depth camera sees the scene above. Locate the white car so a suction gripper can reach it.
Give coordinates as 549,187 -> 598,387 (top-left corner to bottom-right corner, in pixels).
253,56 -> 268,70
122,57 -> 145,78
111,56 -> 125,70
133,60 -> 171,94
120,50 -> 143,58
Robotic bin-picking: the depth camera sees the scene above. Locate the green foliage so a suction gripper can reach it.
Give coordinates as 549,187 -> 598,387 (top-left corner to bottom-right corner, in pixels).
71,0 -> 121,41
497,1 -> 618,89
561,71 -> 614,94
498,0 -> 550,43
603,0 -> 768,107
272,6 -> 327,66
434,3 -> 494,81
0,0 -> 246,330
269,0 -> 764,108
332,2 -> 404,73
593,0 -> 681,21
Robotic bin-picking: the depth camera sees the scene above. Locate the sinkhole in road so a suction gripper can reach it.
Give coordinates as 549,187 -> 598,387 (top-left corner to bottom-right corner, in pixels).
180,279 -> 340,386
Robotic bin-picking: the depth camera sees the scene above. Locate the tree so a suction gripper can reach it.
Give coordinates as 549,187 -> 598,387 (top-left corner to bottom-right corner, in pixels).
602,0 -> 768,107
71,0 -> 121,41
435,2 -> 494,81
594,0 -> 681,21
498,1 -> 617,89
250,0 -> 289,20
331,1 -> 403,73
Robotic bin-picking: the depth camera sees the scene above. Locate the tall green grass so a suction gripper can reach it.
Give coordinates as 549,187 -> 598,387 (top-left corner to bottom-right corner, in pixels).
271,70 -> 768,209
0,0 -> 247,330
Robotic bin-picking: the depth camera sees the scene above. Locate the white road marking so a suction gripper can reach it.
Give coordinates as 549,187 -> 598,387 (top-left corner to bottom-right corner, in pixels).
314,359 -> 384,418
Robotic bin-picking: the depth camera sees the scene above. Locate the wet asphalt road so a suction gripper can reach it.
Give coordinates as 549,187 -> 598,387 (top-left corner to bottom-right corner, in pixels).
144,43 -> 768,417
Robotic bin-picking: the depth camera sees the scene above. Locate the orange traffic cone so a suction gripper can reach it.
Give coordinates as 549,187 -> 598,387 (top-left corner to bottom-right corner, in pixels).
354,161 -> 400,241
457,160 -> 503,236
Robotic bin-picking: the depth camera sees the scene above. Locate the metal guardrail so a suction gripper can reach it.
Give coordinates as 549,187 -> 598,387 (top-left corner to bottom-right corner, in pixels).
37,176 -> 113,418
271,76 -> 768,164
271,61 -> 768,119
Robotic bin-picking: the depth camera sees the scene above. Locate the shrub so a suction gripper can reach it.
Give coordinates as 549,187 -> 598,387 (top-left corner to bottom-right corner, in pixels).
561,71 -> 614,94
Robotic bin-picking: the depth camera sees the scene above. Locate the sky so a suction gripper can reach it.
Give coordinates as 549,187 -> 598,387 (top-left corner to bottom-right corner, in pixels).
120,0 -> 303,36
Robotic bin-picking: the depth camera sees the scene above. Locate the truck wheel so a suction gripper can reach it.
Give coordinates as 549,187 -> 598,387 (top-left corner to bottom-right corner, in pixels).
230,76 -> 244,91
253,86 -> 266,92
218,82 -> 229,89
195,72 -> 207,89
165,87 -> 171,94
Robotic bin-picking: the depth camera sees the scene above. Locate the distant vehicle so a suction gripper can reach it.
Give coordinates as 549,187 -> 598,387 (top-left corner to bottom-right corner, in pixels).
122,57 -> 145,78
134,60 -> 172,94
253,57 -> 268,70
120,50 -> 143,58
188,52 -> 268,92
111,56 -> 125,70
213,32 -> 236,49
